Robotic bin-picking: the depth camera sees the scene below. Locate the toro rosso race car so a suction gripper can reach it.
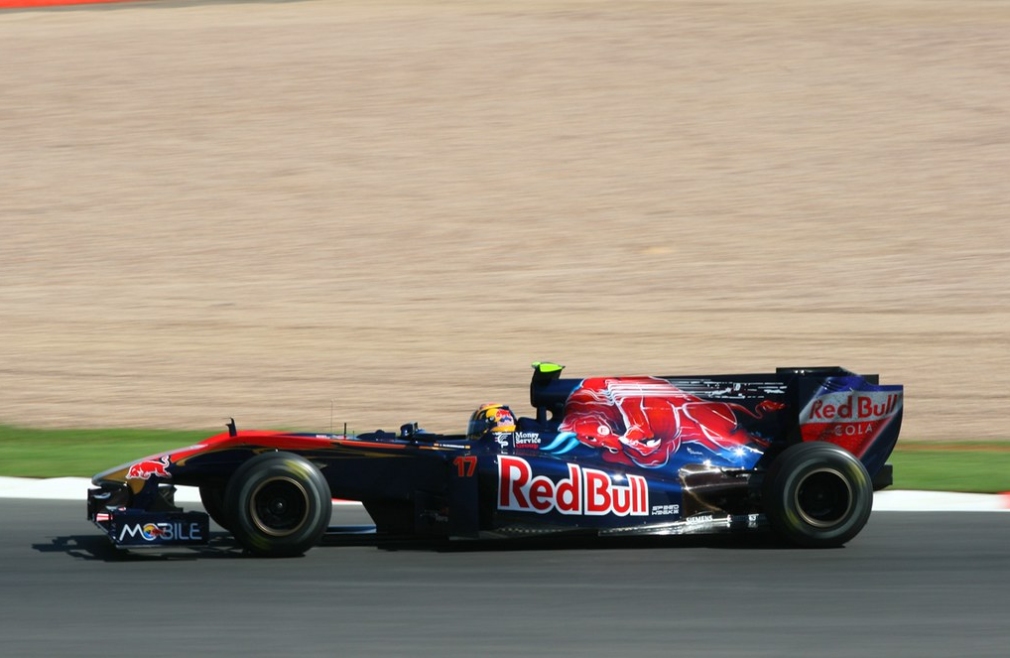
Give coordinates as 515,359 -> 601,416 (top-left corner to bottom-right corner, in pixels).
88,363 -> 903,556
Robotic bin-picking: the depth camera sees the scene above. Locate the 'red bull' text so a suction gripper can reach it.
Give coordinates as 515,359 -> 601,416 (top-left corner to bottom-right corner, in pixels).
498,456 -> 648,516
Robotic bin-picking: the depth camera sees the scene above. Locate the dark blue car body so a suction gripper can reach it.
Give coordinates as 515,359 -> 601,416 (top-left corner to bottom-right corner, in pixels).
88,363 -> 903,555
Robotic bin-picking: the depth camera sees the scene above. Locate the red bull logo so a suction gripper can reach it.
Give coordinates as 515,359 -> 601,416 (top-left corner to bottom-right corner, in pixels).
498,456 -> 648,517
558,377 -> 775,469
807,392 -> 900,422
800,389 -> 902,456
126,456 -> 172,481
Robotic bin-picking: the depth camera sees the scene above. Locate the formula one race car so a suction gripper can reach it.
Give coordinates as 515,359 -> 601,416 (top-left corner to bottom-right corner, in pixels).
88,363 -> 903,556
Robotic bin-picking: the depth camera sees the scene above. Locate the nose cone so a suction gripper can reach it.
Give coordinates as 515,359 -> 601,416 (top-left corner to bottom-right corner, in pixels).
91,452 -> 172,487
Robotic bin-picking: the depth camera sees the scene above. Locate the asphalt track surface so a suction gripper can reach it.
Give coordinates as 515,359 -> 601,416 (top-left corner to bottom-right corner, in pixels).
0,501 -> 1006,657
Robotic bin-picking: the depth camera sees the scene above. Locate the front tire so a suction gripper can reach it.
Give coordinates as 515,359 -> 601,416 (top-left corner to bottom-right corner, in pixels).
762,442 -> 873,548
225,452 -> 332,557
199,484 -> 232,531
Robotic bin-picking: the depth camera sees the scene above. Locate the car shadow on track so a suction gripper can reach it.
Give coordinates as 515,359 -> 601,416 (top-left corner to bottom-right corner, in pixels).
33,529 -> 806,561
31,532 -> 248,562
324,530 -> 795,553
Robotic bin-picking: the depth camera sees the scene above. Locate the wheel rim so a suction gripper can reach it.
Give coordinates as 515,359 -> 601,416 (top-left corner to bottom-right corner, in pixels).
794,468 -> 853,528
249,476 -> 310,537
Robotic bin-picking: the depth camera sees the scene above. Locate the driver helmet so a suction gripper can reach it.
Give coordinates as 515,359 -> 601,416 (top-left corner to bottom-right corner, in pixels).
467,403 -> 516,440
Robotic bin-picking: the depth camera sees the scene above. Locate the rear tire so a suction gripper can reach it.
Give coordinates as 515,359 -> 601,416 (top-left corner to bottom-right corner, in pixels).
225,452 -> 332,557
762,442 -> 873,548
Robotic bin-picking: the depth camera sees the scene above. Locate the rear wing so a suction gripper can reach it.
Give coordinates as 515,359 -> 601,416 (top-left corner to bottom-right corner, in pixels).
784,367 -> 903,479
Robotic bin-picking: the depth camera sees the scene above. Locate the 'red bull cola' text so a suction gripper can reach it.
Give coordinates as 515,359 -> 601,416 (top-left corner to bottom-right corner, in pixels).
807,393 -> 900,421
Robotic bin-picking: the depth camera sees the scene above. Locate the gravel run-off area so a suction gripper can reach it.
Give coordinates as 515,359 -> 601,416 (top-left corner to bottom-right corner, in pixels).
2,0 -> 1008,440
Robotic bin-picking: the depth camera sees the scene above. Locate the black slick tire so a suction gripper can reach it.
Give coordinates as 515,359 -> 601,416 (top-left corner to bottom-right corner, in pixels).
762,441 -> 873,548
224,451 -> 332,557
199,484 -> 232,532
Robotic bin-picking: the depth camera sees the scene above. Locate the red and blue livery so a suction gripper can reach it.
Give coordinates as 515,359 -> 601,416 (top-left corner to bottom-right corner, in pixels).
88,362 -> 903,556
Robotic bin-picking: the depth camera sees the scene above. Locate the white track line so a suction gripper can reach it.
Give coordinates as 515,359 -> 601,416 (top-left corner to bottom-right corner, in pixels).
1,476 -> 1007,511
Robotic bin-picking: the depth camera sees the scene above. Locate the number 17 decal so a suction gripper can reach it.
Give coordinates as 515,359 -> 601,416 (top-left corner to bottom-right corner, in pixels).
453,456 -> 477,477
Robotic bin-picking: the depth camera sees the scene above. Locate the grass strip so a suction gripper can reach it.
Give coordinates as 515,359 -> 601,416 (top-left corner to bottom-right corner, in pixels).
2,425 -> 1009,492
887,450 -> 1010,494
0,425 -> 212,479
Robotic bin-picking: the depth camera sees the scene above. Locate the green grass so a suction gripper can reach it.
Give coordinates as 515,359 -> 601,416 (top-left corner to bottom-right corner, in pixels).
0,425 -> 213,478
888,449 -> 1010,494
2,424 -> 1009,493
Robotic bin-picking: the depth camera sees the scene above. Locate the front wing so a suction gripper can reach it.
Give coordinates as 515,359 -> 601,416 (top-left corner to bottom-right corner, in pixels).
88,484 -> 210,548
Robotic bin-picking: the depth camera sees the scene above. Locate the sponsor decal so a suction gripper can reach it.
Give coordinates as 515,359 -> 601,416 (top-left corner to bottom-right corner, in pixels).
126,456 -> 171,481
497,456 -> 648,517
550,377 -> 773,469
799,389 -> 902,455
650,504 -> 680,516
806,392 -> 900,422
493,433 -> 511,449
514,432 -> 541,449
118,521 -> 204,543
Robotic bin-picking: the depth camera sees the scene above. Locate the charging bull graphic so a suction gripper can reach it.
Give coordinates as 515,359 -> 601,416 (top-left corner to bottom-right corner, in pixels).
554,377 -> 782,469
126,456 -> 172,481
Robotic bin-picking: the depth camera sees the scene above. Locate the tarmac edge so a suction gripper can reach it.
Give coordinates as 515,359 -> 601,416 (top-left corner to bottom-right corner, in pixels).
2,476 -> 1008,511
